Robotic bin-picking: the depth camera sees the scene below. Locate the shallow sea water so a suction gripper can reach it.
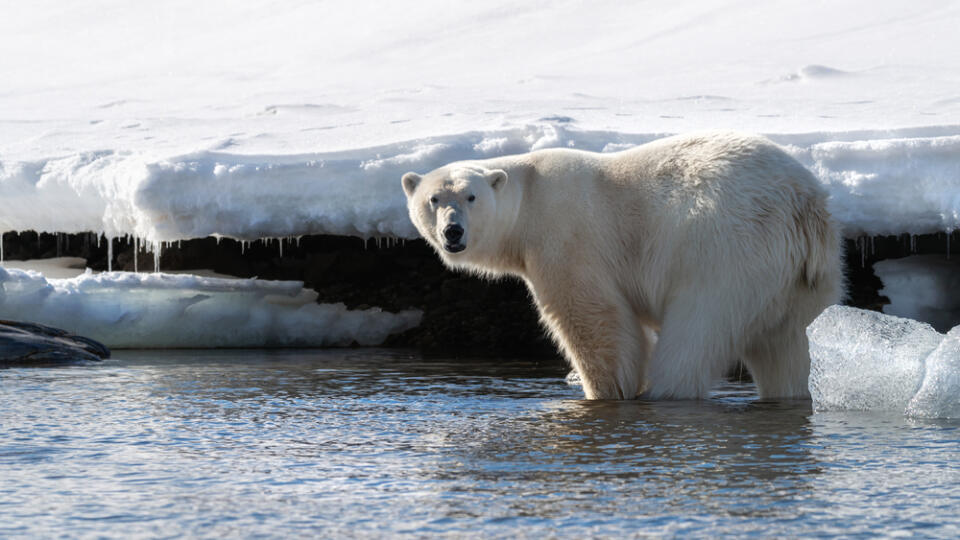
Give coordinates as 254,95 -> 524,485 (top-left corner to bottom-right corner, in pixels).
2,349 -> 960,538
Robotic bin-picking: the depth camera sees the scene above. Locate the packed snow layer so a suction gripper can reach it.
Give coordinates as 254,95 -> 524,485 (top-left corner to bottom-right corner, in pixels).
0,267 -> 421,348
874,255 -> 960,332
808,305 -> 960,418
1,1 -> 959,242
2,127 -> 959,243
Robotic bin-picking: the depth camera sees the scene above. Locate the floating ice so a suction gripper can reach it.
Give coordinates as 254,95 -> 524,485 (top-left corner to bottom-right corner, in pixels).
906,327 -> 960,419
808,305 -> 960,418
0,267 -> 421,349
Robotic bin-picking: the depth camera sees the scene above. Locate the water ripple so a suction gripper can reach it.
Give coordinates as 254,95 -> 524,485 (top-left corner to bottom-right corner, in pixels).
2,349 -> 959,538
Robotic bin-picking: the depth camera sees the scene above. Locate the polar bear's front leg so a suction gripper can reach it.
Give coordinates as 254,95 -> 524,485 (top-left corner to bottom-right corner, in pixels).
531,282 -> 652,400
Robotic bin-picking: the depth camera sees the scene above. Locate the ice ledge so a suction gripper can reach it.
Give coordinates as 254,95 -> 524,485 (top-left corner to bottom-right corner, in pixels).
0,267 -> 421,349
808,305 -> 960,418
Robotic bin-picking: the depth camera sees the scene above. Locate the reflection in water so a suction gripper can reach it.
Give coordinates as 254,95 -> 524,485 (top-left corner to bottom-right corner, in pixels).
2,350 -> 959,537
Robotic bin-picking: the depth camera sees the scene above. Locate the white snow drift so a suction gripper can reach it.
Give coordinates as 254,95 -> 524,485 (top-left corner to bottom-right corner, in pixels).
2,128 -> 960,244
0,267 -> 421,348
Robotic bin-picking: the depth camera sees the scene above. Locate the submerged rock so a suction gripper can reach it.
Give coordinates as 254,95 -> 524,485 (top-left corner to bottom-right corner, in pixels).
0,320 -> 110,366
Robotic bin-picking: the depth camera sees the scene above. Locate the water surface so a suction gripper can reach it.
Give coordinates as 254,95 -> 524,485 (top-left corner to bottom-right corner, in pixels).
2,350 -> 959,538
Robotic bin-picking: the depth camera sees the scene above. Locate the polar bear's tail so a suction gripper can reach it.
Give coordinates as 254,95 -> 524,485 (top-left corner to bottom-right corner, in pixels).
798,198 -> 844,304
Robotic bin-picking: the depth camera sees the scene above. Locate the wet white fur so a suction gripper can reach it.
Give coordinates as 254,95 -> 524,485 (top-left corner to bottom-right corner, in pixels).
402,131 -> 842,400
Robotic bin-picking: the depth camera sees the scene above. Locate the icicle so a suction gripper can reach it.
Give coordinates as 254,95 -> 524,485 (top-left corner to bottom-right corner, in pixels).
96,233 -> 101,249
241,240 -> 246,255
107,236 -> 113,272
279,237 -> 283,258
153,241 -> 161,273
870,235 -> 875,256
296,236 -> 301,247
859,236 -> 866,267
134,236 -> 139,273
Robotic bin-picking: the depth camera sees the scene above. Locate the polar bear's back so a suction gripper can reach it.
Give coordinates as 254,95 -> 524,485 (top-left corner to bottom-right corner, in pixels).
596,131 -> 827,237
585,131 -> 839,312
604,131 -> 822,203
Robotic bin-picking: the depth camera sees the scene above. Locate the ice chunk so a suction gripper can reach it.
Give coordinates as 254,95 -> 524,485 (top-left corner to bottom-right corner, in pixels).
0,267 -> 421,348
807,305 -> 942,412
874,255 -> 960,332
906,327 -> 960,419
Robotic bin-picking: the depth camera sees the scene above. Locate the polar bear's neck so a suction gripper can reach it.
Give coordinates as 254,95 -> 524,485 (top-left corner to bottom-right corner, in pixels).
484,161 -> 530,277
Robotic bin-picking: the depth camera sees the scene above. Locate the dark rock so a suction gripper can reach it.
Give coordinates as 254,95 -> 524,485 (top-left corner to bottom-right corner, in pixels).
0,320 -> 110,366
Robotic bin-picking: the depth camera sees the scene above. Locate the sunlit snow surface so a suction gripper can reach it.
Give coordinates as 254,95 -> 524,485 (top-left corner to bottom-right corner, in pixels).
808,306 -> 960,418
0,267 -> 421,348
1,0 -> 959,241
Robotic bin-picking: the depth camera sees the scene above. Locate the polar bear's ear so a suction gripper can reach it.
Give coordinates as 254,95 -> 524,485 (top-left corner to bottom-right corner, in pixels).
487,169 -> 508,190
401,172 -> 422,198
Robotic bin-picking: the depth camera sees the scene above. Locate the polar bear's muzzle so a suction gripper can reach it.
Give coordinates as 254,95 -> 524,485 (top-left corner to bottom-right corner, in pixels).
442,223 -> 466,253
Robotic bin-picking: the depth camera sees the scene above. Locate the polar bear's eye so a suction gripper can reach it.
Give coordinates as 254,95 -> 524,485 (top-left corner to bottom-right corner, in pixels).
430,196 -> 438,204
467,195 -> 476,202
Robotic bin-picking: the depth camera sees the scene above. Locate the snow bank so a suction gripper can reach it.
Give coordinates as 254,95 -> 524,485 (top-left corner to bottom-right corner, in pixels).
874,255 -> 960,332
808,305 -> 960,418
0,267 -> 421,348
785,135 -> 960,236
2,126 -> 959,244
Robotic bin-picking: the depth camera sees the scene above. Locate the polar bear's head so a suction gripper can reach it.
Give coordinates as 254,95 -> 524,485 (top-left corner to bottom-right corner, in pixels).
401,164 -> 508,263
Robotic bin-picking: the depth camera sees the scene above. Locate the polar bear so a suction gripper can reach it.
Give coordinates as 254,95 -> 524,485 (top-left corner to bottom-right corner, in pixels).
402,131 -> 842,400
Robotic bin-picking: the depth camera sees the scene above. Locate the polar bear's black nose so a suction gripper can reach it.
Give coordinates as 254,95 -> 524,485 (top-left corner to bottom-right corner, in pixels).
443,224 -> 464,243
